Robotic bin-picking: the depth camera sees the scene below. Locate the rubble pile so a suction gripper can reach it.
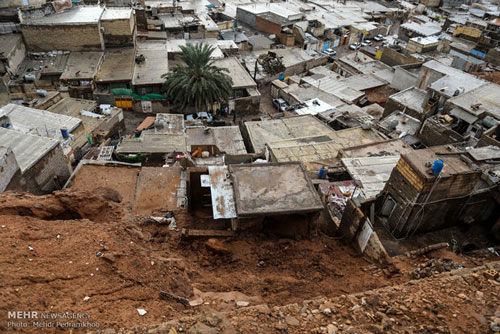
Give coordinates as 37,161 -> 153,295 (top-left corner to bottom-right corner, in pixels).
98,262 -> 500,334
408,258 -> 463,279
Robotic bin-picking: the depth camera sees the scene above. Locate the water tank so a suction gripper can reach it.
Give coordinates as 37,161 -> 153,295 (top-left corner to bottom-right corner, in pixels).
24,74 -> 36,83
61,128 -> 69,139
432,159 -> 444,175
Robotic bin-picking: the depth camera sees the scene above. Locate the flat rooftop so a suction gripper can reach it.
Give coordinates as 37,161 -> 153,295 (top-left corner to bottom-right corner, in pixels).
340,139 -> 413,159
389,87 -> 427,113
447,83 -> 500,119
402,146 -> 473,181
186,126 -> 247,155
212,57 -> 256,89
229,162 -> 323,217
133,49 -> 169,86
22,6 -> 104,26
60,52 -> 103,81
46,98 -> 102,149
95,48 -> 135,83
342,155 -> 401,199
0,103 -> 81,140
101,7 -> 133,21
267,127 -> 384,168
244,115 -> 336,153
0,127 -> 59,173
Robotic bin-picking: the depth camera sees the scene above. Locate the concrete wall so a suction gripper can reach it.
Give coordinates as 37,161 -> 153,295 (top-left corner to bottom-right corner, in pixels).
21,24 -> 103,51
101,17 -> 134,36
0,148 -> 21,192
380,47 -> 422,67
391,66 -> 419,91
486,48 -> 500,66
236,8 -> 256,27
7,144 -> 71,194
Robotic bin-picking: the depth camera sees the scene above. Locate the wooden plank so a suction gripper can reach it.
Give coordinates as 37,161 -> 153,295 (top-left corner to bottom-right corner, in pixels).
181,229 -> 236,238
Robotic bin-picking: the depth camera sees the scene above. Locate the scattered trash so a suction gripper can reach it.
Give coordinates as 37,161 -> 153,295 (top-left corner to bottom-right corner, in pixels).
83,296 -> 90,302
56,234 -> 61,239
96,252 -> 102,257
137,309 -> 147,316
168,217 -> 177,231
165,211 -> 174,219
487,247 -> 500,256
236,301 -> 249,307
28,246 -> 34,251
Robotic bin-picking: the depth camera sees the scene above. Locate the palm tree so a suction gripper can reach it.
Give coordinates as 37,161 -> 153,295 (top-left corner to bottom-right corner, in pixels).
162,43 -> 233,114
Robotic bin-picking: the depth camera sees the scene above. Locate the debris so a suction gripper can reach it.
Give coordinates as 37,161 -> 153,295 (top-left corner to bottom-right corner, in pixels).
83,296 -> 90,301
137,309 -> 147,316
28,246 -> 34,251
236,301 -> 249,307
407,242 -> 449,257
160,291 -> 190,306
205,238 -> 230,254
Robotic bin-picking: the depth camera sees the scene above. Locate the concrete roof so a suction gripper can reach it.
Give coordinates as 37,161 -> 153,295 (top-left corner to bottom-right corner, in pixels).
389,87 -> 427,113
60,52 -> 103,81
185,126 -> 247,154
116,133 -> 186,154
244,115 -> 336,153
339,139 -> 413,159
302,76 -> 364,104
402,146 -> 473,180
400,21 -> 442,36
377,111 -> 422,138
46,98 -> 109,149
447,83 -> 500,120
267,127 -> 384,168
429,71 -> 485,99
342,155 -> 401,199
133,49 -> 169,86
22,6 -> 104,26
0,127 -> 59,173
166,39 -> 226,59
0,103 -> 81,140
95,48 -> 135,83
229,162 -> 323,217
212,57 -> 256,89
342,74 -> 387,91
101,7 -> 133,21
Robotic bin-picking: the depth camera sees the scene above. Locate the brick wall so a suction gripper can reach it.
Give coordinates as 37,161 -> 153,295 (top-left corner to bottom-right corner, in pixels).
21,24 -> 103,51
255,16 -> 281,35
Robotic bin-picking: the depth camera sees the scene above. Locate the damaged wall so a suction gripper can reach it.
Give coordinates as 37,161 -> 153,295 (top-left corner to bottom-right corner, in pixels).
7,145 -> 71,194
339,199 -> 391,265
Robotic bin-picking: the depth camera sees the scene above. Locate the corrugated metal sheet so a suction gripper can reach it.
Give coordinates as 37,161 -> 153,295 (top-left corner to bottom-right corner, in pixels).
0,127 -> 59,173
342,155 -> 401,199
208,166 -> 237,219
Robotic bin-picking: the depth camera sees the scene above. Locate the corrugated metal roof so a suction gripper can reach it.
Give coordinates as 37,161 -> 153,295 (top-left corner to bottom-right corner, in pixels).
0,103 -> 81,140
208,166 -> 237,219
0,127 -> 59,173
342,155 -> 401,199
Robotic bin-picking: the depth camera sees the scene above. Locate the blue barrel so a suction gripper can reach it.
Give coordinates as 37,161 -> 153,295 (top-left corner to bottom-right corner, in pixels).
318,167 -> 325,179
61,128 -> 69,139
279,74 -> 285,81
432,159 -> 444,175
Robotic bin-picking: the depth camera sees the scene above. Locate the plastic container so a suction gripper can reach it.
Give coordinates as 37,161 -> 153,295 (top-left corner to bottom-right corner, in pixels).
432,159 -> 444,175
60,128 -> 69,139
